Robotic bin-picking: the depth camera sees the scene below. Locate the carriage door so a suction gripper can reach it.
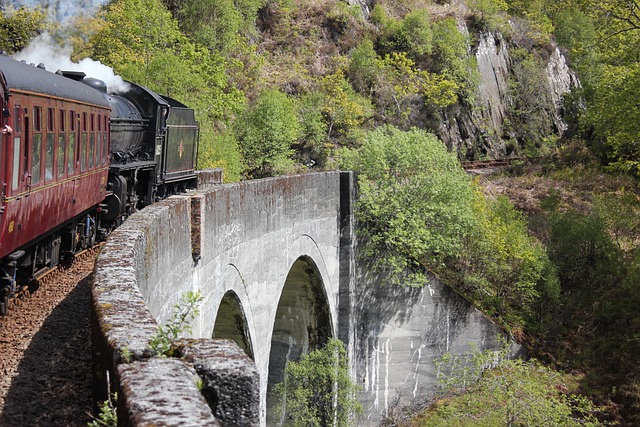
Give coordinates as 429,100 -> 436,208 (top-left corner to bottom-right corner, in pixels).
1,99 -> 27,249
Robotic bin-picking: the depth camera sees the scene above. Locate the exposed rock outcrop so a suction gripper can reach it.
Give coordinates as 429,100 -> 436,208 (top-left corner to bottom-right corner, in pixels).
437,24 -> 580,160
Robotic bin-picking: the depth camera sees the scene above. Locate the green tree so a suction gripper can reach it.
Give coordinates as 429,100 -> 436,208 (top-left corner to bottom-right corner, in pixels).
453,193 -> 558,330
172,0 -> 263,54
339,125 -> 477,287
468,0 -> 509,28
507,49 -> 556,154
320,71 -> 373,142
0,7 -> 47,54
432,17 -> 479,102
347,39 -> 379,95
549,0 -> 640,175
376,9 -> 434,60
274,338 -> 362,427
90,0 -> 246,180
374,52 -> 459,123
297,92 -> 329,168
236,88 -> 302,178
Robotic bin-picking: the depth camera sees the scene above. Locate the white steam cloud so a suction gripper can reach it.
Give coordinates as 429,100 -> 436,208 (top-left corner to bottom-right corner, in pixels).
13,33 -> 130,94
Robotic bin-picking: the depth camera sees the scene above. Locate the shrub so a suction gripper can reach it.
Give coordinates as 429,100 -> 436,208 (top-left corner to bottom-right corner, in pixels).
273,338 -> 362,427
236,88 -> 302,178
427,347 -> 604,427
149,291 -> 203,357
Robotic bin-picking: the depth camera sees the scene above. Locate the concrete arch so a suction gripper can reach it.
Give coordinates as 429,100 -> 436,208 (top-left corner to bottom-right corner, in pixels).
212,290 -> 254,359
266,255 -> 333,423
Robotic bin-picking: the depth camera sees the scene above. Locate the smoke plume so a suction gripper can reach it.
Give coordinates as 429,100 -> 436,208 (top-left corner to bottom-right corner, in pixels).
2,1 -> 129,94
13,33 -> 130,93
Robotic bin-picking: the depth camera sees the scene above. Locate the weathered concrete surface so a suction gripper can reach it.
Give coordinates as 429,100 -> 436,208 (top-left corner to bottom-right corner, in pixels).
355,271 -> 509,425
92,181 -> 259,425
188,172 -> 348,423
177,339 -> 260,426
118,358 -> 220,427
94,172 -> 351,426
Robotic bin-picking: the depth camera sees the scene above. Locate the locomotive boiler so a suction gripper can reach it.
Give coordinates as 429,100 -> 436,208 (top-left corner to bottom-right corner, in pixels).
0,54 -> 198,315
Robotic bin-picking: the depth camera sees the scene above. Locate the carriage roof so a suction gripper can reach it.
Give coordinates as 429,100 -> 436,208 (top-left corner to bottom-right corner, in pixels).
0,54 -> 110,109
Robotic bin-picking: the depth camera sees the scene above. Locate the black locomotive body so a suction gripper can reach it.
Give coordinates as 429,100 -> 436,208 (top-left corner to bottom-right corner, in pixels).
0,54 -> 199,315
99,81 -> 198,226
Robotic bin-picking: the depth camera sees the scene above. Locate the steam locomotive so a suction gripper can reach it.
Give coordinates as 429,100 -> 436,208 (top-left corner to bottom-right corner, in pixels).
0,54 -> 199,315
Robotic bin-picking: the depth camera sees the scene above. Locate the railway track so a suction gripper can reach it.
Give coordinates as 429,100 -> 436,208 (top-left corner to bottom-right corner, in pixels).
0,244 -> 97,425
460,158 -> 517,170
1,244 -> 102,317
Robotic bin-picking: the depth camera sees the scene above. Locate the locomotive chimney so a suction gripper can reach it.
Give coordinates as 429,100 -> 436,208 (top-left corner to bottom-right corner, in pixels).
55,70 -> 86,81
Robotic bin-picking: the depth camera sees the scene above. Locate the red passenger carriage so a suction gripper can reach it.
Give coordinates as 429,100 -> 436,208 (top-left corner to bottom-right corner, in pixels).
0,56 -> 111,314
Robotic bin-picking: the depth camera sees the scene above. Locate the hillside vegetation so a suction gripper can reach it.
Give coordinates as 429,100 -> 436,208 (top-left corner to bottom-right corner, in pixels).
3,0 -> 640,425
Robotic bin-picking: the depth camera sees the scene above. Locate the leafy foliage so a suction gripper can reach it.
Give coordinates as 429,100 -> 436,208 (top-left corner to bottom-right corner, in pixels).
87,393 -> 117,427
149,291 -> 203,357
375,8 -> 434,60
339,126 -> 477,287
507,48 -> 556,153
320,71 -> 373,142
0,7 -> 47,54
90,0 -> 246,180
426,346 -> 604,427
341,126 -> 557,331
432,17 -> 479,102
450,193 -> 559,330
273,338 -> 362,427
235,88 -> 301,178
172,0 -> 263,55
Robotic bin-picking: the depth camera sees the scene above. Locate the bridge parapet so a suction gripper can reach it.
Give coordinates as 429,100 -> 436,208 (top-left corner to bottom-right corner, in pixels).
92,194 -> 260,426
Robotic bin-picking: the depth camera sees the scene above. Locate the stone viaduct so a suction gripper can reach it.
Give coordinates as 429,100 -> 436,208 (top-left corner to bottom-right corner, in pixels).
92,171 -> 506,426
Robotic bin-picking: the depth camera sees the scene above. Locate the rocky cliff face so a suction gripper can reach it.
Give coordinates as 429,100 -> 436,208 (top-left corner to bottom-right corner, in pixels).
437,24 -> 580,160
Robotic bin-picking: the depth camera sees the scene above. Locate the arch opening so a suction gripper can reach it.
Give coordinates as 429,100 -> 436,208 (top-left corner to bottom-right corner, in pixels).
212,290 -> 254,359
266,255 -> 332,424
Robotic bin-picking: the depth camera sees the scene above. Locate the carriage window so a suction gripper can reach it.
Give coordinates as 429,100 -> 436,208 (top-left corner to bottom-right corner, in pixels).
45,133 -> 54,181
67,133 -> 75,175
89,113 -> 95,168
33,106 -> 41,131
12,137 -> 20,190
11,106 -> 21,190
47,108 -> 54,131
57,133 -> 66,178
68,111 -> 76,175
81,112 -> 87,171
59,110 -> 66,132
32,107 -> 42,184
102,132 -> 108,165
13,106 -> 21,133
103,115 -> 108,165
89,133 -> 95,169
58,110 -> 66,178
32,134 -> 42,184
81,133 -> 87,172
45,108 -> 54,181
